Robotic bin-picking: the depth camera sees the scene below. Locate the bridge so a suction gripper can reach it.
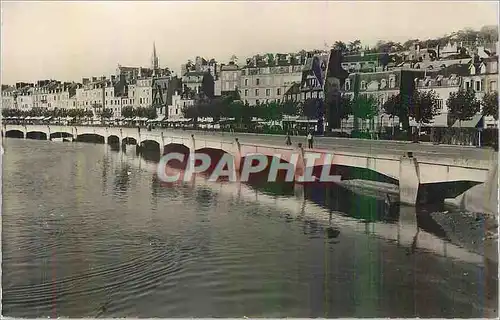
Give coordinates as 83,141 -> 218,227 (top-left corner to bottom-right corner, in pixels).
2,124 -> 496,206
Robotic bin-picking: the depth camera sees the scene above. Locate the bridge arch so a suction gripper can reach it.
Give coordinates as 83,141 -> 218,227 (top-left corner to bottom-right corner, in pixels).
140,139 -> 161,152
122,137 -> 137,145
163,143 -> 190,155
50,132 -> 74,140
312,164 -> 398,185
107,135 -> 120,145
5,129 -> 24,139
240,153 -> 296,183
26,131 -> 48,140
76,133 -> 105,144
194,147 -> 235,176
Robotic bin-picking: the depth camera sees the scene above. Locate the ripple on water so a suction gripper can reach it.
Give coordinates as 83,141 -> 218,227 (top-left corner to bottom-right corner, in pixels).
2,139 -> 497,318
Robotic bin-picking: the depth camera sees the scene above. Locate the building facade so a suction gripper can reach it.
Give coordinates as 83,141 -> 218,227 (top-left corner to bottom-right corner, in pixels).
239,53 -> 305,105
218,63 -> 241,94
343,68 -> 427,129
1,86 -> 17,110
168,91 -> 194,119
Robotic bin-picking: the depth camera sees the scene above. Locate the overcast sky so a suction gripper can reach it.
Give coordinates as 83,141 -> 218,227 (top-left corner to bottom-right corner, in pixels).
1,1 -> 498,84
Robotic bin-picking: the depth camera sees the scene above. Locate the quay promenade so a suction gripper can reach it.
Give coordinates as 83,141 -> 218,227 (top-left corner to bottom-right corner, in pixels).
3,124 -> 497,207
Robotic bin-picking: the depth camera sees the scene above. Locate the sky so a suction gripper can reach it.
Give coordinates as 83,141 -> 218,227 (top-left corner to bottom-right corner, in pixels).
1,1 -> 498,84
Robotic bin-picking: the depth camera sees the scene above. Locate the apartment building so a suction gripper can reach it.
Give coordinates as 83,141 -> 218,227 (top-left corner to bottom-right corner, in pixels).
182,71 -> 205,94
1,85 -> 17,109
343,68 -> 427,128
16,89 -> 34,112
463,55 -> 498,96
216,62 -> 241,95
416,64 -> 468,127
239,53 -> 306,105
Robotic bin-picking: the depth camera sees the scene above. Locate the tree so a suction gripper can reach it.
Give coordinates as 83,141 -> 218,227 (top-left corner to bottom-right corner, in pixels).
352,94 -> 378,131
446,88 -> 481,127
382,94 -> 403,136
283,100 -> 299,116
262,101 -> 283,124
482,91 -> 498,121
332,41 -> 348,54
99,108 -> 113,120
410,90 -> 441,137
122,106 -> 135,119
85,109 -> 94,119
348,40 -> 362,54
479,25 -> 499,43
339,95 -> 353,121
144,106 -> 157,119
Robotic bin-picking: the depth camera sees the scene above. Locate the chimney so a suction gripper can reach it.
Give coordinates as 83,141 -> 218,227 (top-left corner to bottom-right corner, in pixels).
82,78 -> 89,85
92,77 -> 97,82
101,76 -> 106,81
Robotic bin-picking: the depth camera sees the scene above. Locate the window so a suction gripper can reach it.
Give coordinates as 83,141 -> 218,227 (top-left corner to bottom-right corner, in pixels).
345,80 -> 351,91
490,81 -> 497,91
256,78 -> 260,85
244,89 -> 249,96
436,99 -> 443,111
266,89 -> 271,96
106,92 -> 108,97
389,75 -> 396,88
255,89 -> 259,96
244,79 -> 249,86
360,81 -> 366,90
277,88 -> 281,95
475,80 -> 481,91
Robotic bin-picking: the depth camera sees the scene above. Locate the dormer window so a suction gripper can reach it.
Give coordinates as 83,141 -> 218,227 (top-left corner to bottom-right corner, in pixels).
388,75 -> 396,88
436,75 -> 443,86
470,65 -> 476,75
480,63 -> 486,74
380,79 -> 387,89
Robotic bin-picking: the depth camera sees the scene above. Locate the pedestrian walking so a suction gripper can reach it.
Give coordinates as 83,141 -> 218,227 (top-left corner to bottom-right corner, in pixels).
285,133 -> 292,146
307,131 -> 313,149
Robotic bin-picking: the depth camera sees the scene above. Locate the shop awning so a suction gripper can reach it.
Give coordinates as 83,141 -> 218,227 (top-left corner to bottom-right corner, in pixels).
452,114 -> 484,128
147,115 -> 166,122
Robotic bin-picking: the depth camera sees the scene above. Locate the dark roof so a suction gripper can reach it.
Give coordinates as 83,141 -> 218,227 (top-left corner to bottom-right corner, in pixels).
429,63 -> 469,77
284,82 -> 301,96
184,71 -> 206,77
346,69 -> 426,92
343,53 -> 385,63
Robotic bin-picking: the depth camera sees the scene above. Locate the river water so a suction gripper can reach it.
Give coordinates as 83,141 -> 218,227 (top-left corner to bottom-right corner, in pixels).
2,138 -> 497,318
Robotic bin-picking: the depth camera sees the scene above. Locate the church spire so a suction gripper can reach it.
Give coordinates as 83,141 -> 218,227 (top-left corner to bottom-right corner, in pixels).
152,41 -> 159,71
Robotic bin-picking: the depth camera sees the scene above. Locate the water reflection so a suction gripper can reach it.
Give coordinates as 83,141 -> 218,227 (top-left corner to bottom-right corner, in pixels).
128,148 -> 490,266
10,142 -> 487,318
